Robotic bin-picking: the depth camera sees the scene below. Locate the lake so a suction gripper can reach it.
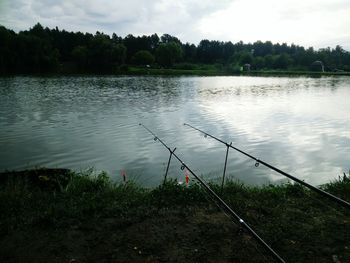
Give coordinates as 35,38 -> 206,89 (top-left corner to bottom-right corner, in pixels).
0,75 -> 349,186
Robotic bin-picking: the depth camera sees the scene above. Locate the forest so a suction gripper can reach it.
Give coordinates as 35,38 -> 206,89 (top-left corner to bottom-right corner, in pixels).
1,23 -> 350,74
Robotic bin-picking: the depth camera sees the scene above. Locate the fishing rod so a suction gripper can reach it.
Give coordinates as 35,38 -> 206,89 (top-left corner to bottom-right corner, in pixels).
139,123 -> 286,263
139,123 -> 176,183
184,123 -> 350,210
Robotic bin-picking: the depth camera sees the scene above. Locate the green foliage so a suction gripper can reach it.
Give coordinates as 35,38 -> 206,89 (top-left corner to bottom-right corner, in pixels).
71,45 -> 88,70
0,23 -> 350,74
239,51 -> 253,64
264,54 -> 275,68
273,53 -> 293,69
160,34 -> 181,44
197,40 -> 225,63
253,56 -> 265,69
87,34 -> 126,72
150,179 -> 205,207
131,50 -> 155,65
321,171 -> 350,199
155,42 -> 183,67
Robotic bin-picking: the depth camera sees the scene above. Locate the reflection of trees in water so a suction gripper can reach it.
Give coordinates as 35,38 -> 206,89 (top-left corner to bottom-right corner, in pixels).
0,77 -> 22,126
0,76 -> 186,123
197,77 -> 349,100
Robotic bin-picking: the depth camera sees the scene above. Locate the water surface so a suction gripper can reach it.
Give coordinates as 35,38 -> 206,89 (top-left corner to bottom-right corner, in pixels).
1,76 -> 349,186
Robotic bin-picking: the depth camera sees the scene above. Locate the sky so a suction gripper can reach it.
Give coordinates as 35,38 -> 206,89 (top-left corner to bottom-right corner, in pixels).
1,0 -> 350,50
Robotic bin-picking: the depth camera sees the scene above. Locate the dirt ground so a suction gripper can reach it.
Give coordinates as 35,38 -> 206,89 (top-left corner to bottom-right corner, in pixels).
1,169 -> 349,262
0,207 -> 271,263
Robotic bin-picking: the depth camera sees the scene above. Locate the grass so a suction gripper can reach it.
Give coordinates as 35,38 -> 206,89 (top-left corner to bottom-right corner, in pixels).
126,65 -> 226,76
247,70 -> 350,77
122,65 -> 350,77
0,168 -> 349,262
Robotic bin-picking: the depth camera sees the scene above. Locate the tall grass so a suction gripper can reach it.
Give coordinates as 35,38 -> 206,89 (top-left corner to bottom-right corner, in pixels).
1,169 -> 349,230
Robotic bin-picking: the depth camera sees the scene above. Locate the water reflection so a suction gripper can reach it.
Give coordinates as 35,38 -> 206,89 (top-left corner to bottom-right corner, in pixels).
0,75 -> 349,186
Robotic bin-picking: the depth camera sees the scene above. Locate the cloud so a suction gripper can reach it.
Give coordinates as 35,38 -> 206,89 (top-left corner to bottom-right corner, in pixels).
0,0 -> 349,49
0,0 -> 231,41
198,0 -> 350,49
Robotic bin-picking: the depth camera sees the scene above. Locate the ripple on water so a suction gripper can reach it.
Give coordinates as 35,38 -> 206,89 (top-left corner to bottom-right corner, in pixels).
1,76 -> 350,186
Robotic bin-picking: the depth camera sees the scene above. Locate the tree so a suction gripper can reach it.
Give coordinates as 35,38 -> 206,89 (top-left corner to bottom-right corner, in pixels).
222,42 -> 235,63
264,54 -> 274,69
160,34 -> 181,45
149,33 -> 160,50
112,33 -> 122,44
72,45 -> 88,70
182,43 -> 197,62
1,23 -> 350,74
88,34 -> 126,72
253,56 -> 265,69
273,53 -> 292,69
111,43 -> 127,65
123,34 -> 159,61
0,26 -> 16,74
155,42 -> 182,67
253,41 -> 273,56
239,51 -> 253,64
29,23 -> 48,39
131,50 -> 155,65
197,40 -> 225,63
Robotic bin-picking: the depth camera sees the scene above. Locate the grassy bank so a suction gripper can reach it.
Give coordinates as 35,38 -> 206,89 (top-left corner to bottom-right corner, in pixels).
3,66 -> 350,77
126,65 -> 226,76
124,65 -> 350,77
247,70 -> 350,77
0,169 -> 349,262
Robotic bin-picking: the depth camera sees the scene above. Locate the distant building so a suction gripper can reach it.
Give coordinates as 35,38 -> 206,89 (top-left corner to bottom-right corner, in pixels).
310,61 -> 324,72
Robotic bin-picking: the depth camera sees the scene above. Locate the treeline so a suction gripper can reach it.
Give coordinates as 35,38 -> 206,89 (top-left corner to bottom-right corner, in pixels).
1,23 -> 350,74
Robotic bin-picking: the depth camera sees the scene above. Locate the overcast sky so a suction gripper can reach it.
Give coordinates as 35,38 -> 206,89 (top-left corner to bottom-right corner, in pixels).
1,0 -> 350,50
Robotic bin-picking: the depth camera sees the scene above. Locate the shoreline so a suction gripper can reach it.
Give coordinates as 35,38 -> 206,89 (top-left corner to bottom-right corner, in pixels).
1,69 -> 350,78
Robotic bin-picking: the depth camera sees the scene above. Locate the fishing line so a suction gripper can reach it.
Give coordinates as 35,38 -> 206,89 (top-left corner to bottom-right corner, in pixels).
139,123 -> 286,263
183,123 -> 350,210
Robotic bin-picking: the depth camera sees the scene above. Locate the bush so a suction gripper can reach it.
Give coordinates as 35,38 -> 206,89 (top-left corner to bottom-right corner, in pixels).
131,50 -> 155,65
